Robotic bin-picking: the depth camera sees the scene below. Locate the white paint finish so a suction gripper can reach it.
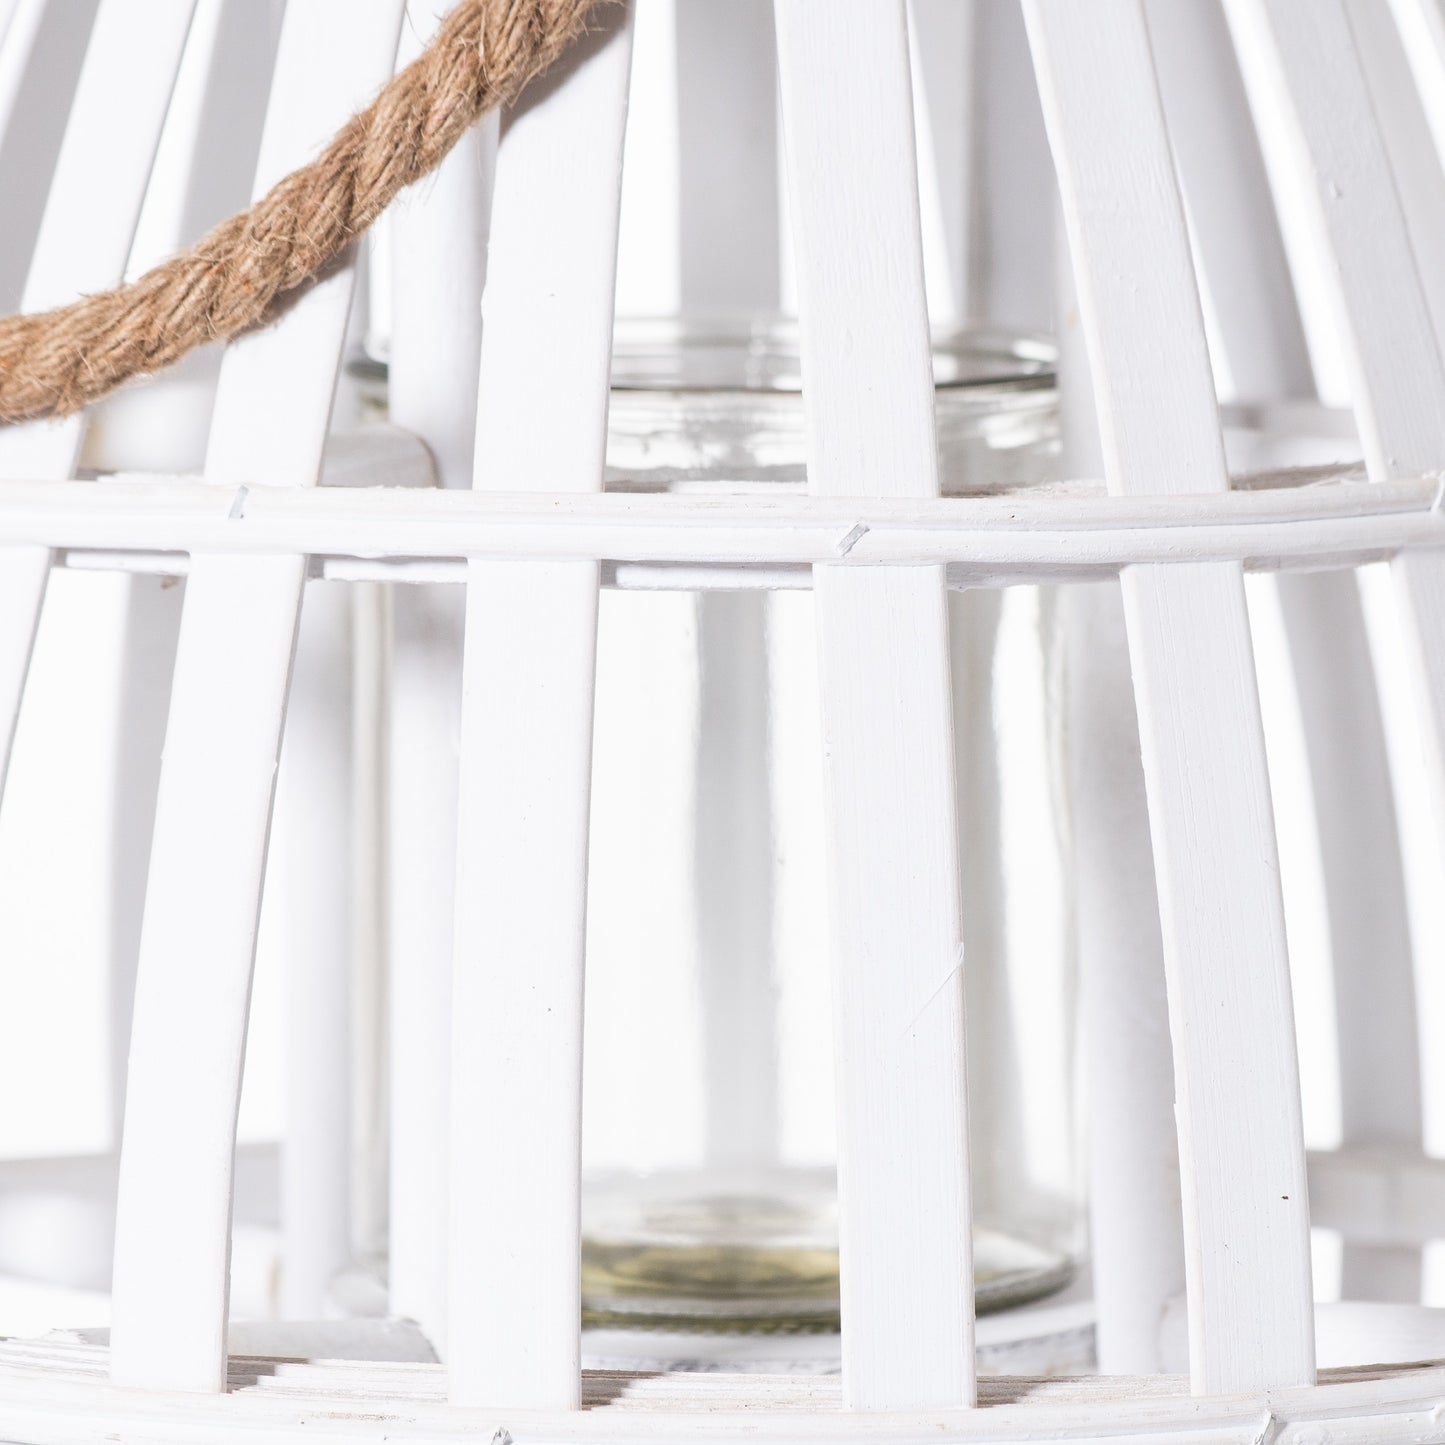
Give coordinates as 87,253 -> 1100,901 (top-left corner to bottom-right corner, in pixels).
110,552 -> 306,1393
388,0 -> 495,495
1144,0 -> 1315,404
448,4 -> 633,1410
348,580 -> 390,1266
1067,580 -> 1184,1374
694,592 -> 778,1170
110,0 -> 408,1393
674,0 -> 781,1181
775,0 -> 973,1411
1346,0 -> 1445,351
1307,1145 -> 1445,1249
387,584 -> 462,1355
1056,232 -> 1182,1378
8,466 -> 1445,573
0,0 -> 197,794
277,579 -> 353,1318
0,543 -> 52,780
1024,0 -> 1314,1394
451,559 -> 600,1408
1150,0 -> 1423,1304
20,0 -> 196,314
384,1 -> 495,1357
1278,570 -> 1421,1303
0,0 -> 101,310
25,1341 -> 1445,1444
1226,1 -> 1445,767
962,0 -> 1054,330
105,574 -> 183,1140
1229,0 -> 1445,1296
908,0 -> 974,321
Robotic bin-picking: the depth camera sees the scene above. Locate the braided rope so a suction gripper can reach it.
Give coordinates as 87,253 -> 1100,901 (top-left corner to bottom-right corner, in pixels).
0,0 -> 605,424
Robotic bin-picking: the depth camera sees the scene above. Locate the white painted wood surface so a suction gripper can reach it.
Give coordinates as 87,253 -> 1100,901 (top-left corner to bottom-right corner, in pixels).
0,0 -> 196,793
0,0 -> 102,309
1057,244 -> 1183,1379
16,1340 -> 1445,1445
110,0 -> 407,1393
1224,0 -> 1445,864
675,0 -> 781,1180
1150,0 -> 1424,1305
775,0 -> 973,1411
277,578 -> 353,1318
384,0 -> 496,1358
448,4 -> 633,1410
4,463 -> 1444,572
1023,0 -> 1314,1395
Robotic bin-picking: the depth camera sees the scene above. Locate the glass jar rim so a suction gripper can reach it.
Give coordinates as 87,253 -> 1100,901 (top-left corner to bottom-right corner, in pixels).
608,315 -> 1056,396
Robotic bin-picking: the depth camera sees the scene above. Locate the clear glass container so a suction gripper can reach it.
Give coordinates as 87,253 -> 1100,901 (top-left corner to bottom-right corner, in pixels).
577,318 -> 1079,1332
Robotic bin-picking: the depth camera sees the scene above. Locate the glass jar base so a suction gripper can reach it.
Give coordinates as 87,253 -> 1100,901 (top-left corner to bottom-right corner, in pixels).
581,1171 -> 1075,1333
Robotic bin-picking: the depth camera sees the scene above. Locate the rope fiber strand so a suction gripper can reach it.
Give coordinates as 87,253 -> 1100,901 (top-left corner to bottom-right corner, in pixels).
0,0 -> 605,425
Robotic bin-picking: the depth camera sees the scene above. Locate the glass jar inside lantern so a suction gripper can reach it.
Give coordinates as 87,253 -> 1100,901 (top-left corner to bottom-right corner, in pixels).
579,318 -> 1080,1332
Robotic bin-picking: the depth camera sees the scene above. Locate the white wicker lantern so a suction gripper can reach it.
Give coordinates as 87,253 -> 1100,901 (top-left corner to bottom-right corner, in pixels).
1,0 -> 1445,1440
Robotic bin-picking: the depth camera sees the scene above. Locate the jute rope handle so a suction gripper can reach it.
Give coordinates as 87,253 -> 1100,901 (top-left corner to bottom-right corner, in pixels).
0,0 -> 606,426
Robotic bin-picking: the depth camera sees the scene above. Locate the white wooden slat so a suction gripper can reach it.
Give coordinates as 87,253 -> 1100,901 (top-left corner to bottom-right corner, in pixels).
1225,0 -> 1445,1234
1223,2 -> 1445,777
0,0 -> 102,309
277,579 -> 353,1318
1056,241 -> 1184,1378
385,1 -> 496,1356
0,0 -> 196,795
110,0 -> 407,1393
448,5 -> 633,1410
105,575 -> 182,1140
960,0 -> 1053,331
1149,0 -> 1423,1304
105,0 -> 279,1154
1023,0 -> 1314,1395
1219,2 -> 1445,843
674,0 -> 781,1180
774,0 -> 973,1411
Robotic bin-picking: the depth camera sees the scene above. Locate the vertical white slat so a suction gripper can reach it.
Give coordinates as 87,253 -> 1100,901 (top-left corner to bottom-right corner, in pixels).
0,0 -> 197,793
774,0 -> 973,1411
674,0 -> 782,1177
917,0 -> 1065,1329
105,575 -> 183,1140
1224,0 -> 1445,1173
110,0 -> 407,1393
908,0 -> 975,321
278,579 -> 352,1317
385,2 -> 496,1355
448,6 -> 633,1410
1057,236 -> 1185,1376
1023,0 -> 1314,1395
104,0 -> 283,1145
0,0 -> 103,310
1150,0 -> 1423,1304
961,0 -> 1053,331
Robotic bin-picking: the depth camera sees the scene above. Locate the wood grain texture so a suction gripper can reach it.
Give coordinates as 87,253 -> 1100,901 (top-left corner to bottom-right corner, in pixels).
1024,0 -> 1314,1395
448,3 -> 633,1410
110,0 -> 407,1393
775,0 -> 973,1411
